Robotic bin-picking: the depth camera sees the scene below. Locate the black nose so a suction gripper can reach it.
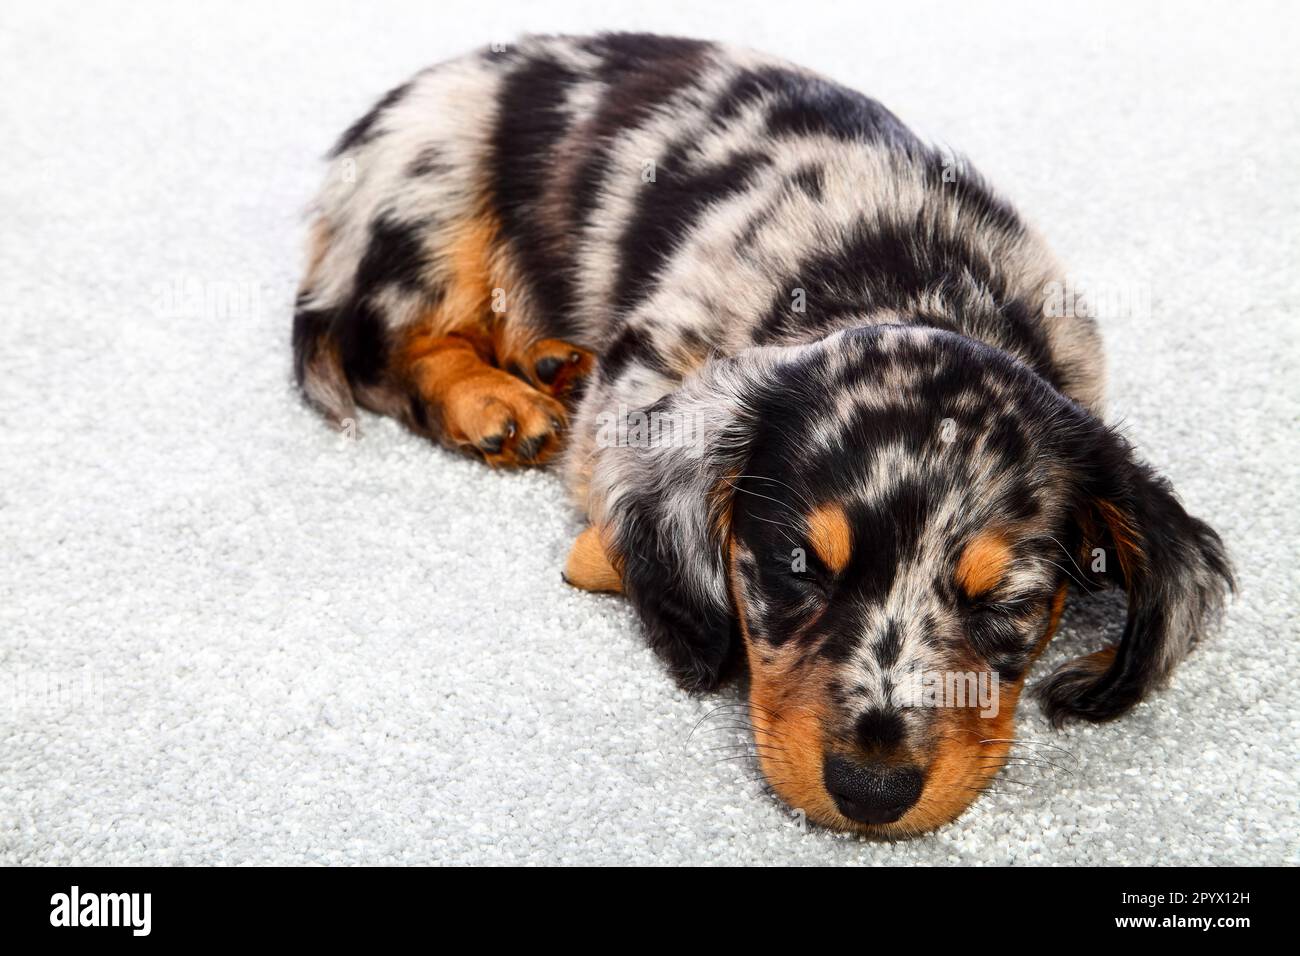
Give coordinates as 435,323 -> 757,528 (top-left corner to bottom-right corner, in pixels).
823,756 -> 923,825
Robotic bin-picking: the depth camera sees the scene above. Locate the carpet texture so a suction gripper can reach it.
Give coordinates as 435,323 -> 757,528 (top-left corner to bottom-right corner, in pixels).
2,0 -> 1296,865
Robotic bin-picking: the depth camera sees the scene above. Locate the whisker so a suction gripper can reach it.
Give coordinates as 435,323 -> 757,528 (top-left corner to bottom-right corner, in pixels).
977,751 -> 1073,766
1041,532 -> 1099,595
686,703 -> 757,740
727,473 -> 818,515
980,738 -> 1077,760
694,722 -> 761,734
1038,556 -> 1099,595
713,753 -> 777,765
960,785 -> 1020,797
740,512 -> 803,549
722,478 -> 805,517
705,743 -> 786,758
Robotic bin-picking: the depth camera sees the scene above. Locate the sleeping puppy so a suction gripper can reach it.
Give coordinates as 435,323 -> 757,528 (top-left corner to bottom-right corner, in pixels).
293,33 -> 1233,836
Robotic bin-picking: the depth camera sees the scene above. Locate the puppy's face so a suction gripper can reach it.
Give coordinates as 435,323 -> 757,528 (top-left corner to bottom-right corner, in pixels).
727,445 -> 1070,836
601,327 -> 1231,837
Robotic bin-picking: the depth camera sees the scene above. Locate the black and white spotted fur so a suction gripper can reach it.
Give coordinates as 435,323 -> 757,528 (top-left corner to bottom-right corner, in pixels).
296,34 -> 1232,832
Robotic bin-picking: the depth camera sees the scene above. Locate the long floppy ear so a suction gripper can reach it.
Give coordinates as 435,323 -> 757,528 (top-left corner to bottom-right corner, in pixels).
586,356 -> 769,692
1037,414 -> 1235,724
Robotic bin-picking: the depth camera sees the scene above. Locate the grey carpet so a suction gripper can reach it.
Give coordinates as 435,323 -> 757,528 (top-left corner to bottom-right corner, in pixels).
2,0 -> 1295,864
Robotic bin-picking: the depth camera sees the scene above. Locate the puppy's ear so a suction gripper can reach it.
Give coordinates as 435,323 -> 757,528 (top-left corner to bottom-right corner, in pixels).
588,357 -> 764,692
1038,415 -> 1234,724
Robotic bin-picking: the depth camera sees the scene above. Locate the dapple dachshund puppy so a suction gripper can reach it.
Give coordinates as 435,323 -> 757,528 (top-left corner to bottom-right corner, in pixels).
293,33 -> 1232,836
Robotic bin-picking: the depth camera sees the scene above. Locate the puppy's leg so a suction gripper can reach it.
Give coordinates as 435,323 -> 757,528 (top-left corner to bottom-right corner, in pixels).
563,526 -> 622,592
298,181 -> 592,462
353,210 -> 590,466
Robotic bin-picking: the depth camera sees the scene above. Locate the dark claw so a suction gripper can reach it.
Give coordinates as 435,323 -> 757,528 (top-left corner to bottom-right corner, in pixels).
516,433 -> 546,461
535,356 -> 563,385
479,433 -> 505,454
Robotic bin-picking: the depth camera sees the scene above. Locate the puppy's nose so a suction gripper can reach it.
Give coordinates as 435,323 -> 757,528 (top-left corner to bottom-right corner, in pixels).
823,756 -> 923,825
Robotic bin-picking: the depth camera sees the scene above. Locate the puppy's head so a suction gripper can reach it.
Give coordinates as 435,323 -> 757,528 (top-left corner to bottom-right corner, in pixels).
591,326 -> 1232,836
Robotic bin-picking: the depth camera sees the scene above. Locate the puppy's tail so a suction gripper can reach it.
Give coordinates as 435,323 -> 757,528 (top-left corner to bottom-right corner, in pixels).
292,299 -> 357,429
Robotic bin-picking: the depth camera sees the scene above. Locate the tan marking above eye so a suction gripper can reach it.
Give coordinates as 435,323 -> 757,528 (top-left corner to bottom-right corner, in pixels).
806,503 -> 853,574
955,529 -> 1013,599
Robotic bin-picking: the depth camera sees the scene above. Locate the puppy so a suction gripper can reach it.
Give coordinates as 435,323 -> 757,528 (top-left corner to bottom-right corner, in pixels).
293,33 -> 1233,836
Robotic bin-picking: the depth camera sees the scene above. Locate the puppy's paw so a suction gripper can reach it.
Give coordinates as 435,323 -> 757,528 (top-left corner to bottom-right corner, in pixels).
524,339 -> 594,400
443,369 -> 567,467
562,526 -> 622,592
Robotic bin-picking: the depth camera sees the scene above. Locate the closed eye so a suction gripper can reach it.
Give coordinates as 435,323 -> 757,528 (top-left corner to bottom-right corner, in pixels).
969,595 -> 1044,618
779,546 -> 833,596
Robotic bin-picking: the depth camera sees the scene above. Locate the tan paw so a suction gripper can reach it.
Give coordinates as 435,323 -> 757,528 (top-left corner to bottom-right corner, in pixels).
562,526 -> 622,592
443,368 -> 568,467
523,338 -> 594,399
